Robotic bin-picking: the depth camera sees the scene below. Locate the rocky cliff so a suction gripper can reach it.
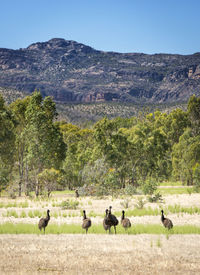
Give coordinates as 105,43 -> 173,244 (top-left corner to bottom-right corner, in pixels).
0,38 -> 200,103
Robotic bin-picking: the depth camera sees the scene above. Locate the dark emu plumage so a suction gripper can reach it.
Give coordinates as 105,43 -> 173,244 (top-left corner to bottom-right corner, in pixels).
103,209 -> 110,233
38,209 -> 50,233
161,210 -> 173,230
82,210 -> 91,234
121,210 -> 131,230
105,206 -> 119,234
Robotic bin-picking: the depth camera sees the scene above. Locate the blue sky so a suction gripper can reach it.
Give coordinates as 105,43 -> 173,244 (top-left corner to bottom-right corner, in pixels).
0,0 -> 200,54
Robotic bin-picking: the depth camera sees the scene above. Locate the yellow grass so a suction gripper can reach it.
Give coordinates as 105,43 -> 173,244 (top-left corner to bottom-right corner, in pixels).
0,234 -> 200,274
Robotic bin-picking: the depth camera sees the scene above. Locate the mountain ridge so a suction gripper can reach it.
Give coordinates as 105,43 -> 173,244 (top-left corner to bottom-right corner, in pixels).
0,38 -> 200,103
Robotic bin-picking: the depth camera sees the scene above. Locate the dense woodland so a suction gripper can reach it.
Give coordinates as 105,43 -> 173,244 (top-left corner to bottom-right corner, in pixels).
1,90 -> 200,197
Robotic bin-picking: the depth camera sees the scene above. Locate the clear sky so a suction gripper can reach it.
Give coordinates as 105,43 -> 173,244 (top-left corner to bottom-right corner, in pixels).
0,0 -> 200,54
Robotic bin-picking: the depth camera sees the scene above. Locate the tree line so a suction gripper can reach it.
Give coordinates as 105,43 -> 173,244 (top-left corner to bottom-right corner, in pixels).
1,90 -> 200,197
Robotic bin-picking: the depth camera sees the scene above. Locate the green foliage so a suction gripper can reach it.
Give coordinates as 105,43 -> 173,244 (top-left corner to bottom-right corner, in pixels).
122,185 -> 138,195
193,163 -> 200,192
148,192 -> 163,203
141,179 -> 158,195
38,168 -> 60,197
134,197 -> 146,209
60,199 -> 79,210
0,95 -> 16,193
1,94 -> 200,194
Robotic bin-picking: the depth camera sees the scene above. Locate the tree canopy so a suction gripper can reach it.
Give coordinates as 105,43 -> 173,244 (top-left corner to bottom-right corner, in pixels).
1,91 -> 200,196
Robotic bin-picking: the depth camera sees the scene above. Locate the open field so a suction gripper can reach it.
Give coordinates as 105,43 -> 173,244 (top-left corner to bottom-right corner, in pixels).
0,192 -> 200,273
0,234 -> 200,274
0,193 -> 200,226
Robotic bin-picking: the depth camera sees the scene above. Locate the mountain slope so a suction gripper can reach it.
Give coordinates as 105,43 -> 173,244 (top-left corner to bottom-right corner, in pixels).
0,38 -> 200,103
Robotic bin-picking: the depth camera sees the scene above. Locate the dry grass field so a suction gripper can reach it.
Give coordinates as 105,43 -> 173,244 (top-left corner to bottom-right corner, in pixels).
0,193 -> 200,274
0,234 -> 200,274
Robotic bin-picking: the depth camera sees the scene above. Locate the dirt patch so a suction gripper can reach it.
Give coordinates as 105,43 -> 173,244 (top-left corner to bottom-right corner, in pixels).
0,234 -> 200,274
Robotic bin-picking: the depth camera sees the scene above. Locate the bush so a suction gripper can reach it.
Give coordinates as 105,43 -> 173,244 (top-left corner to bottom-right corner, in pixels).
148,192 -> 163,203
120,198 -> 131,209
78,184 -> 110,197
141,179 -> 158,195
60,200 -> 79,210
134,197 -> 146,209
122,185 -> 138,195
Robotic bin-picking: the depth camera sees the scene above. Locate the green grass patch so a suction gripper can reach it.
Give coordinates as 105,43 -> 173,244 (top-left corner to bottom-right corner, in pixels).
52,190 -> 75,195
158,187 -> 192,195
0,223 -> 200,234
0,201 -> 29,208
158,181 -> 183,187
3,210 -> 19,218
114,205 -> 200,217
20,210 -> 27,218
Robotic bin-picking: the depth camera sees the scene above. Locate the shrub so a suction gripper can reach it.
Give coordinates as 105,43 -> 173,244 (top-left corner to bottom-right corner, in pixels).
123,185 -> 138,195
186,188 -> 192,195
120,198 -> 131,209
60,200 -> 79,210
148,192 -> 163,203
141,179 -> 158,195
134,197 -> 146,209
20,210 -> 27,218
6,210 -> 18,218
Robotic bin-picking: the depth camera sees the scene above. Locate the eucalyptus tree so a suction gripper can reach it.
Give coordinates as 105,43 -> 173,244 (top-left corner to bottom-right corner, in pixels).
25,90 -> 66,196
0,94 -> 16,194
172,129 -> 200,185
10,96 -> 30,196
93,117 -> 131,188
61,122 -> 95,189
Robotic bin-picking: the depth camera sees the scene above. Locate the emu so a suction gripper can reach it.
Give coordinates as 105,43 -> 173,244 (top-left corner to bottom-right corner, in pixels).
75,189 -> 79,198
82,210 -> 91,234
103,209 -> 110,233
105,206 -> 119,234
38,209 -> 50,233
121,210 -> 131,230
161,210 -> 173,229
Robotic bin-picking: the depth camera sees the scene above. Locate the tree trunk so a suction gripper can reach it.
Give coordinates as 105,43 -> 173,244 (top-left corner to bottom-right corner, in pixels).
18,181 -> 22,197
35,179 -> 39,197
25,160 -> 30,196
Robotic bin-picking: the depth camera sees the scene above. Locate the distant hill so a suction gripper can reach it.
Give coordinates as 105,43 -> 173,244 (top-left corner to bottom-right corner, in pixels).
0,38 -> 200,104
0,87 -> 28,104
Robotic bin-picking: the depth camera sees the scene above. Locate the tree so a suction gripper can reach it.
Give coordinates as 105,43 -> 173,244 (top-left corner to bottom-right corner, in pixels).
187,95 -> 200,135
61,123 -> 95,189
10,96 -> 30,196
25,90 -> 66,196
172,129 -> 200,185
93,117 -> 130,188
0,94 -> 16,193
38,168 -> 60,197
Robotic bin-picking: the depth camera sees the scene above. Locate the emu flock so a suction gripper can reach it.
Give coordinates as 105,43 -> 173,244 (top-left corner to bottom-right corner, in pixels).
38,207 -> 173,234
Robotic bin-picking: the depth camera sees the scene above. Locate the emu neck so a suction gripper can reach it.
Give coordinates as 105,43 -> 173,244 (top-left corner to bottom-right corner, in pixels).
46,212 -> 50,220
161,212 -> 165,222
122,212 -> 125,220
83,213 -> 87,220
